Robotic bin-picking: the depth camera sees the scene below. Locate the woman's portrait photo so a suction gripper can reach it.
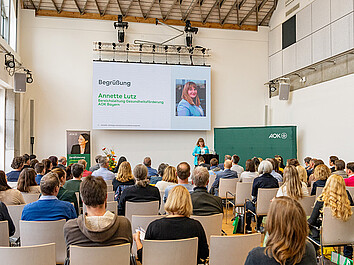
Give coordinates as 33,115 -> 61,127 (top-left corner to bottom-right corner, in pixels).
176,79 -> 206,117
67,131 -> 91,155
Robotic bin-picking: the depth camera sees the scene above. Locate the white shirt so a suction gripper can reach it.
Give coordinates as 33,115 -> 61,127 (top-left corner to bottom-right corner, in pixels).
231,164 -> 244,176
276,182 -> 309,197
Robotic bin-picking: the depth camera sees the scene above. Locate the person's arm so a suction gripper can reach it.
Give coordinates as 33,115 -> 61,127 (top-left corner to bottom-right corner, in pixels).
192,146 -> 199,157
68,204 -> 77,220
118,190 -> 127,215
205,146 -> 209,154
308,200 -> 322,226
196,221 -> 209,262
310,182 -> 317,196
0,203 -> 15,236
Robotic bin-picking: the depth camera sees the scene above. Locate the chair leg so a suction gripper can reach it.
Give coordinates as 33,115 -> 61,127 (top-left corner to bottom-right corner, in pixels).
226,195 -> 228,224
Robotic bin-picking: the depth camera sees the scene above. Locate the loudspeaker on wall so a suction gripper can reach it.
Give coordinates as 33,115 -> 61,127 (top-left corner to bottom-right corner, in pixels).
279,83 -> 290,100
14,73 -> 26,93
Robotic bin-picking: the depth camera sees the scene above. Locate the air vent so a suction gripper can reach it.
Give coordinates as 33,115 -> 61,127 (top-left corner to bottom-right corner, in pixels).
286,3 -> 300,16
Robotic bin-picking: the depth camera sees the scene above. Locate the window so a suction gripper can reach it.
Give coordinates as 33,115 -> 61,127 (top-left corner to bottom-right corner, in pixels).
0,0 -> 10,43
0,0 -> 17,50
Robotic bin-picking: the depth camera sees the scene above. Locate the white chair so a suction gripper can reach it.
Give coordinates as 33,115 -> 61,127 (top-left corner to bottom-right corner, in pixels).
143,237 -> 198,265
7,204 -> 26,238
209,233 -> 262,265
107,184 -> 114,191
0,220 -> 9,246
191,213 -> 223,245
125,201 -> 159,222
159,190 -> 165,215
20,219 -> 66,264
235,182 -> 253,207
75,192 -> 80,206
21,193 -> 40,204
70,243 -> 131,265
315,187 -> 324,198
242,177 -> 254,183
220,178 -> 238,222
0,242 -> 56,265
299,196 -> 316,216
7,182 -> 18,188
107,191 -> 115,201
83,200 -> 118,214
346,187 -> 354,200
208,172 -> 217,192
255,188 -> 278,216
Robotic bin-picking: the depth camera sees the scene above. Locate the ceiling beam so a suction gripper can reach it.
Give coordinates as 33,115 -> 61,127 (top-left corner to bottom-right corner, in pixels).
260,0 -> 277,25
240,0 -> 267,25
35,9 -> 258,30
102,0 -> 111,16
116,0 -> 124,15
221,0 -> 246,25
145,0 -> 155,18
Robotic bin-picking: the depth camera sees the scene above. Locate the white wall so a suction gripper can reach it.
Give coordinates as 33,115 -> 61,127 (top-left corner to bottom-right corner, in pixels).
18,10 -> 269,168
269,74 -> 354,165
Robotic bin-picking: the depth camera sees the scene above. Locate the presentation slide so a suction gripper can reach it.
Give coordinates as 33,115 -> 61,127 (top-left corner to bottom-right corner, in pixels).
92,62 -> 211,130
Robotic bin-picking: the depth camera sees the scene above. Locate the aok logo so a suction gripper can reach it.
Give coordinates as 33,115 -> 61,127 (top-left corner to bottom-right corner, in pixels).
269,133 -> 288,139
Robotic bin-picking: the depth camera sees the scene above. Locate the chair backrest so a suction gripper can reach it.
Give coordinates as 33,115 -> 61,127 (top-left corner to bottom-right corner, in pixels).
107,184 -> 114,191
235,182 -> 253,206
7,182 -> 18,188
0,243 -> 56,265
70,243 -> 130,265
208,172 -> 217,192
21,193 -> 40,204
107,201 -> 118,214
219,178 -> 238,199
143,237 -> 198,265
20,219 -> 66,264
346,187 -> 354,200
159,190 -> 165,215
7,204 -> 25,238
299,196 -> 316,216
0,220 -> 9,246
315,187 -> 324,198
242,177 -> 254,183
209,233 -> 261,265
191,214 -> 223,245
75,192 -> 80,206
256,188 -> 278,216
321,206 -> 354,246
107,191 -> 115,202
125,201 -> 159,222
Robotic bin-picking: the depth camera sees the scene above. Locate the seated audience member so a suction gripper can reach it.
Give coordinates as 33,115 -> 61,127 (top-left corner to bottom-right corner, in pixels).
209,158 -> 221,174
0,170 -> 25,205
274,155 -> 285,173
245,160 -> 279,232
155,166 -> 178,193
133,185 -> 209,264
113,161 -> 135,202
276,165 -> 308,199
64,163 -> 84,193
91,156 -> 115,181
304,156 -> 311,170
65,165 -> 73,180
113,156 -> 127,174
252,157 -> 261,172
345,162 -> 354,187
245,197 -> 316,265
17,168 -> 41,194
53,168 -> 79,216
143,157 -> 158,177
332,159 -> 347,179
191,167 -> 223,216
77,159 -> 92,178
48,156 -> 58,169
329,155 -> 339,173
35,162 -> 45,185
308,159 -> 325,183
308,174 -> 353,258
267,158 -> 283,183
150,163 -> 168,185
231,155 -> 244,175
22,154 -> 31,170
164,162 -> 194,202
0,201 -> 15,236
287,158 -> 300,167
307,158 -> 316,177
21,172 -> 77,221
197,156 -> 210,170
310,164 -> 331,196
6,156 -> 24,182
29,159 -> 39,169
64,175 -> 132,260
118,164 -> 160,215
296,165 -> 308,185
239,159 -> 259,182
89,154 -> 102,173
29,154 -> 37,161
42,158 -> 53,174
210,160 -> 237,196
57,156 -> 67,170
218,155 -> 231,170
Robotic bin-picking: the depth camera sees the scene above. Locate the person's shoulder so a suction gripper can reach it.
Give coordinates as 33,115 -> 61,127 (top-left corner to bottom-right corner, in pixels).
245,247 -> 268,264
178,99 -> 189,106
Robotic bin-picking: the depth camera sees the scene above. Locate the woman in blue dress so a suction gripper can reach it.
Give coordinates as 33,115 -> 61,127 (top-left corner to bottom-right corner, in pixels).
192,138 -> 209,166
177,82 -> 204,116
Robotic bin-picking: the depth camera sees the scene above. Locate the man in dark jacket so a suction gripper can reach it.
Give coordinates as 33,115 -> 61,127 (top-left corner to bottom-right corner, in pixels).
211,160 -> 238,196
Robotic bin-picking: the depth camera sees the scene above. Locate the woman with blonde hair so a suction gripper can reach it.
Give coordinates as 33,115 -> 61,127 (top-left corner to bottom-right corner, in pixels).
245,197 -> 316,265
17,168 -> 41,194
308,174 -> 353,258
296,165 -> 308,185
133,185 -> 209,263
177,82 -> 205,117
155,166 -> 178,192
113,161 -> 135,201
276,165 -> 308,200
310,164 -> 331,195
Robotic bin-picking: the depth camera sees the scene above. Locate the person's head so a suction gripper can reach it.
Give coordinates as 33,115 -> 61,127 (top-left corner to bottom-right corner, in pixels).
29,159 -> 39,169
58,156 -> 67,166
309,158 -> 316,168
78,133 -> 89,146
181,82 -> 200,107
162,166 -> 178,183
266,158 -> 276,172
80,176 -> 107,208
313,159 -> 324,169
287,158 -> 300,167
314,164 -> 331,181
196,138 -> 205,147
34,162 -> 45,175
176,162 -> 190,181
245,159 -> 256,172
48,156 -> 58,167
296,165 -> 308,184
210,158 -> 218,167
11,156 -> 24,170
95,154 -> 103,164
133,164 -> 149,187
346,162 -> 354,176
282,165 -> 304,200
42,158 -> 52,173
29,154 -> 37,161
23,154 -> 30,165
224,160 -> 232,169
71,163 -> 84,179
197,156 -> 205,164
304,157 -> 311,166
232,155 -> 240,165
98,156 -> 109,168
143,157 -> 152,167
66,165 -> 73,180
157,163 -> 169,177
252,157 -> 260,171
329,156 -> 339,166
52,168 -> 67,185
117,161 -> 134,182
265,197 -> 308,265
40,172 -> 60,196
77,159 -> 87,170
192,166 -> 209,188
0,171 -> 11,191
224,155 -> 232,161
334,160 -> 345,171
321,174 -> 353,221
117,156 -> 127,170
258,160 -> 273,175
274,155 -> 285,168
165,185 -> 193,217
17,168 -> 37,192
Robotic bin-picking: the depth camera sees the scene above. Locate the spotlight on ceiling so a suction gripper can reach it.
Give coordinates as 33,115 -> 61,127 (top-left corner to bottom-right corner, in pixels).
184,20 -> 198,47
114,15 -> 129,43
25,69 -> 33,84
5,53 -> 15,69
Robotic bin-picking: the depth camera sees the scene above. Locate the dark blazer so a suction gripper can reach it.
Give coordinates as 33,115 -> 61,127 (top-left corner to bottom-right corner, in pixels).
71,144 -> 90,154
191,187 -> 223,216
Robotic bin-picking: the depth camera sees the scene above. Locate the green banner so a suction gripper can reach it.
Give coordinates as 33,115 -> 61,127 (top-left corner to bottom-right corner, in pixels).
67,154 -> 91,170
